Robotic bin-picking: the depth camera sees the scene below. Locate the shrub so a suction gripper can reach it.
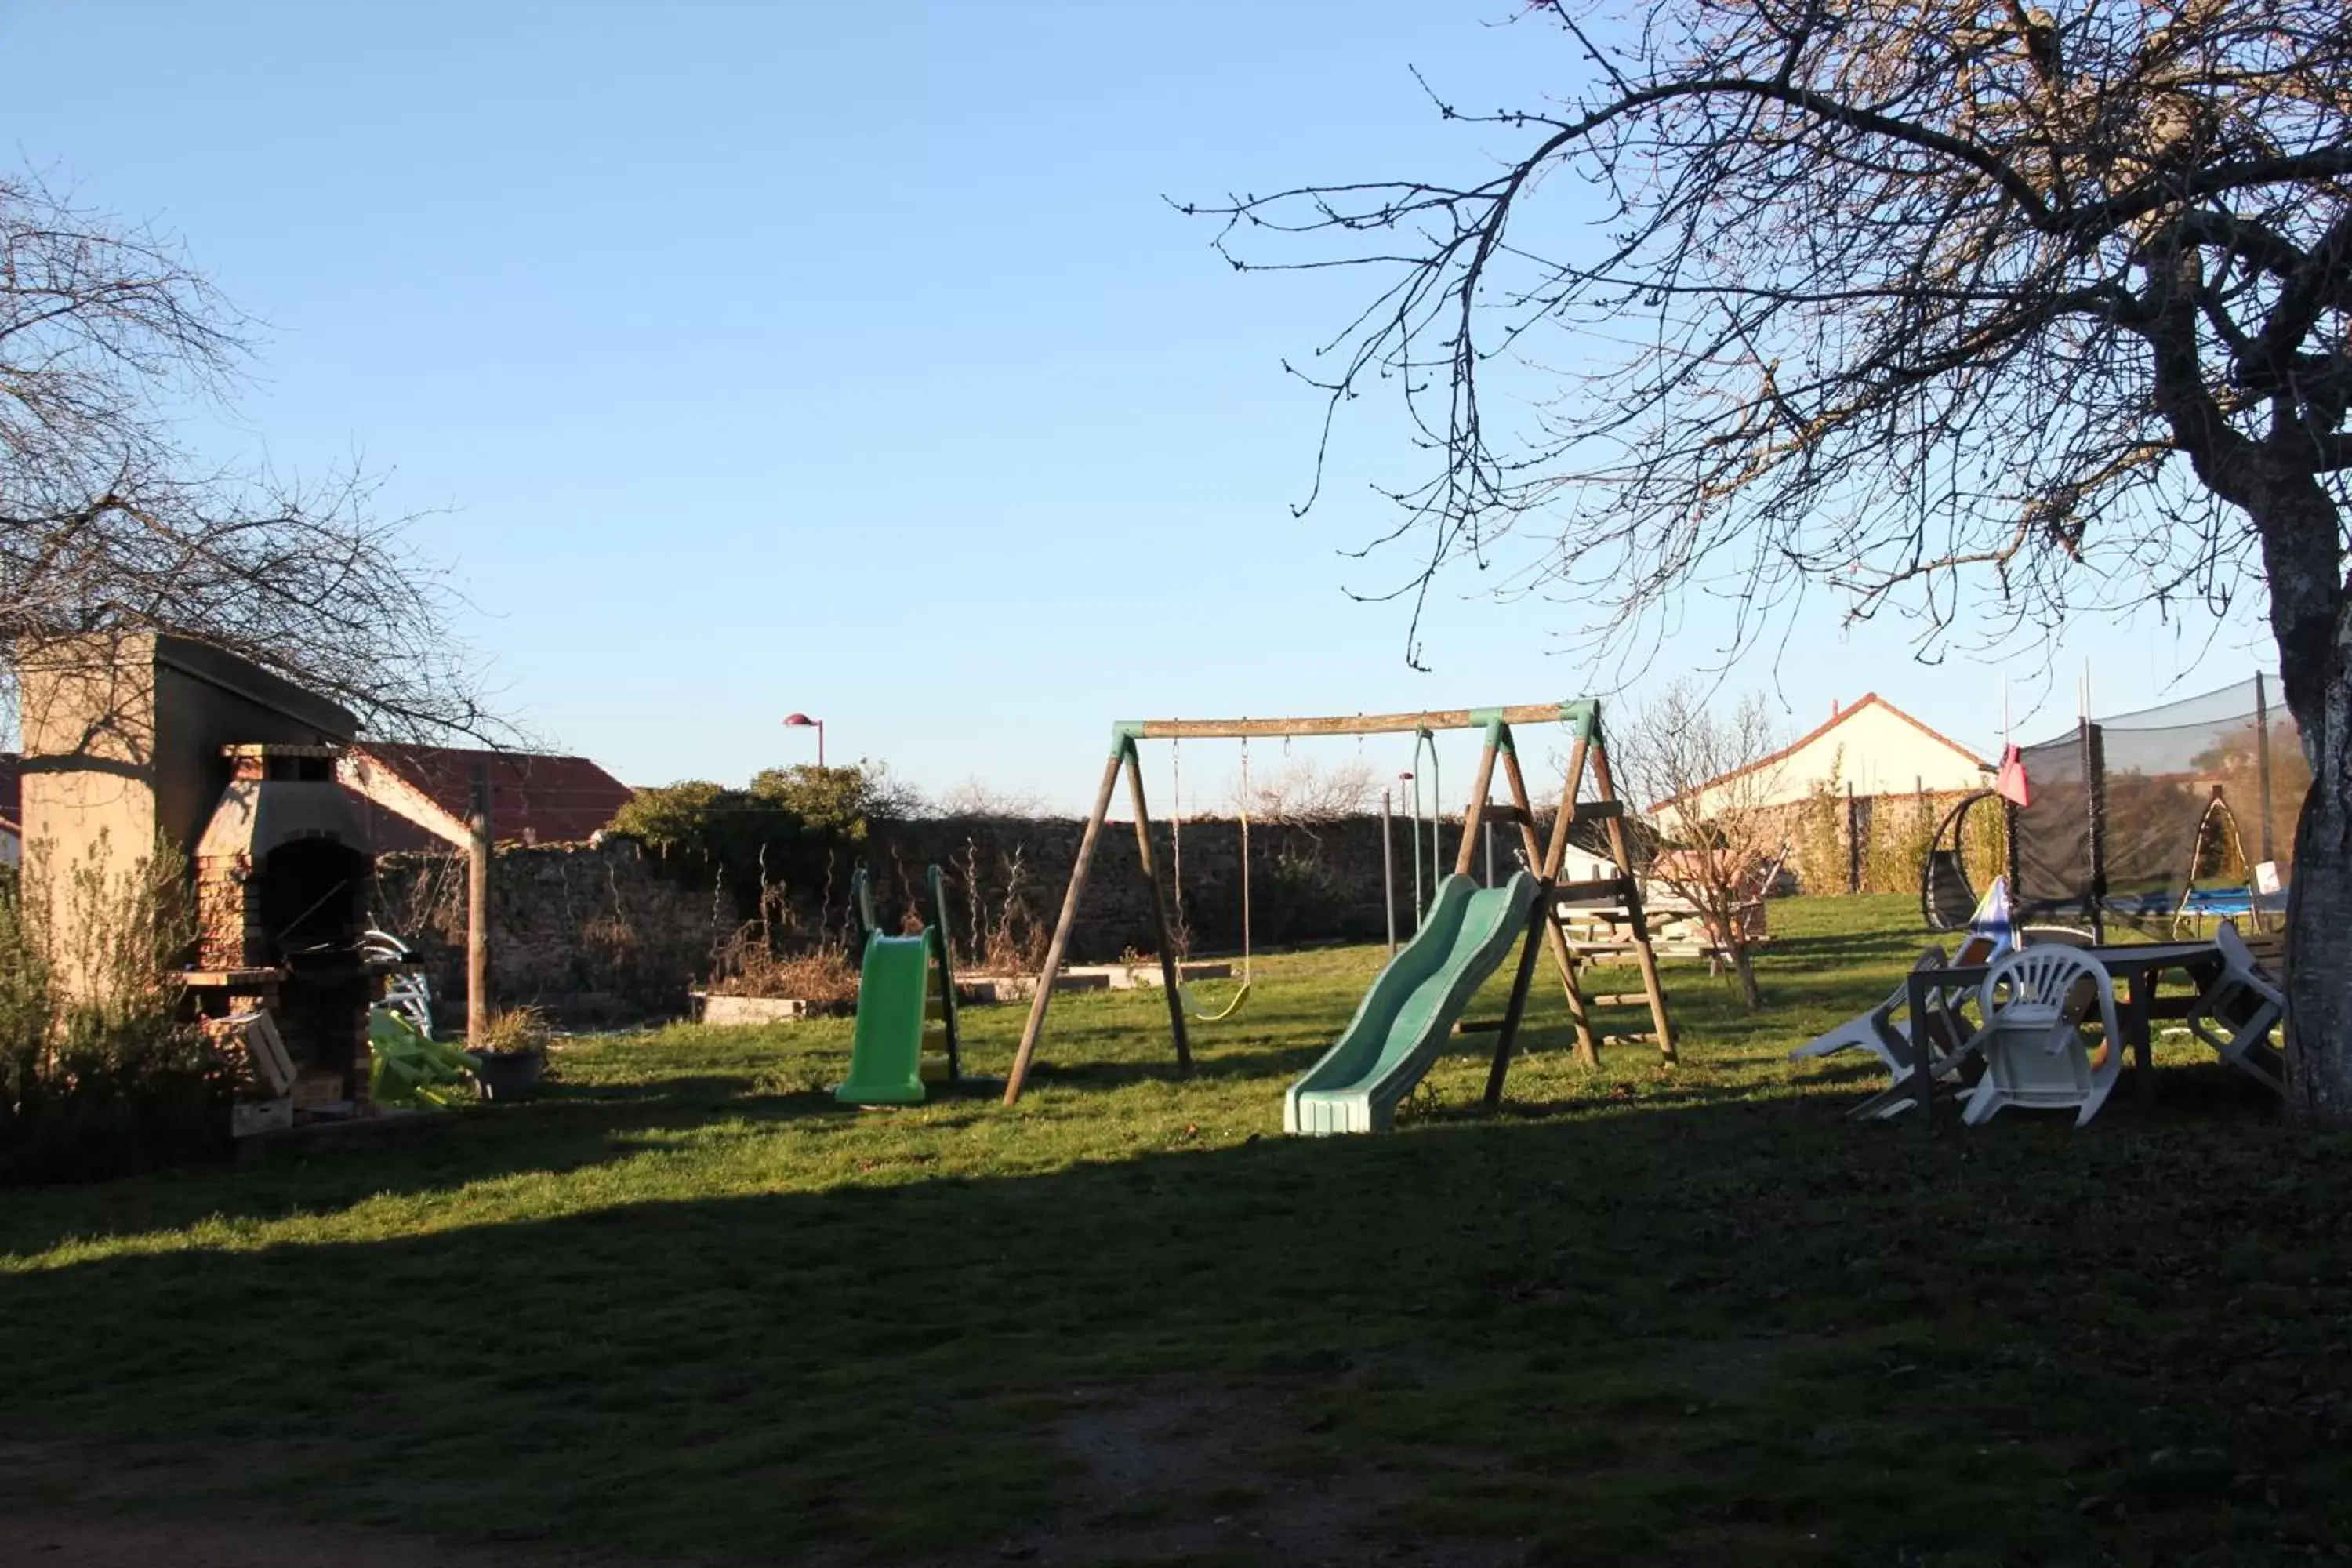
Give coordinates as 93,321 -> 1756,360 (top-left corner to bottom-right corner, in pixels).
1,839 -> 227,1185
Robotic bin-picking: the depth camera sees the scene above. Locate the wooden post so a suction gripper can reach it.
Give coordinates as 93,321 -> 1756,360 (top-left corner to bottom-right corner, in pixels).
1588,740 -> 1677,1064
1004,747 -> 1127,1105
1483,903 -> 1549,1109
1500,745 -> 1594,1061
1455,729 -> 1502,876
1123,745 -> 1193,1074
467,762 -> 492,1047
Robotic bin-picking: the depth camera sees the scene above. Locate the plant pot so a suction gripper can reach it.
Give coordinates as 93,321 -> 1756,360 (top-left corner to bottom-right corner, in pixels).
466,1047 -> 546,1102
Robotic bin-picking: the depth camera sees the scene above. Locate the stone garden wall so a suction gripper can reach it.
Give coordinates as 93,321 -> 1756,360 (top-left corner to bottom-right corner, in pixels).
367,813 -> 1468,1023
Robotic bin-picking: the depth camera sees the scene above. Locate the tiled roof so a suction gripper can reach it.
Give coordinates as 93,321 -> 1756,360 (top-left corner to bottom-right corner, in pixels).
346,743 -> 633,854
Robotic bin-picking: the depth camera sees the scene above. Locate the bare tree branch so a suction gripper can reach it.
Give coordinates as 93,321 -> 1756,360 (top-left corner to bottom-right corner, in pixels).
1,169 -> 494,741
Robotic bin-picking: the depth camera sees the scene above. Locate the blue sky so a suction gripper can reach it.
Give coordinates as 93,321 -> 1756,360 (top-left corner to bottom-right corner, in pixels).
2,1 -> 2279,809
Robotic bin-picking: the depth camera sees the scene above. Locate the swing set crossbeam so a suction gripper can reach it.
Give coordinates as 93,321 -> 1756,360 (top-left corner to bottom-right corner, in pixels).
1115,702 -> 1595,746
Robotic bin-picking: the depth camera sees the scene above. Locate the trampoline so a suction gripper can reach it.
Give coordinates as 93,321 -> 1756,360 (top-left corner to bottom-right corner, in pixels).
1999,676 -> 2305,941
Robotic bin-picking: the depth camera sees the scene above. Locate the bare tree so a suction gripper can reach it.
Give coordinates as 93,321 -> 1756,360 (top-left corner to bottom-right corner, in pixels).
1234,757 -> 1381,823
1618,684 -> 1788,1008
2,170 -> 487,739
933,777 -> 1053,818
1196,0 -> 2352,1122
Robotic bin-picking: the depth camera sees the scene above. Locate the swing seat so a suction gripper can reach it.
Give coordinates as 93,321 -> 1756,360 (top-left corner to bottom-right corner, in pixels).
1181,978 -> 1253,1023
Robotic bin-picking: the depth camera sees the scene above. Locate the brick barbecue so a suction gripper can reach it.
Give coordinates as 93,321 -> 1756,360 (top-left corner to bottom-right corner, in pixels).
191,743 -> 378,1112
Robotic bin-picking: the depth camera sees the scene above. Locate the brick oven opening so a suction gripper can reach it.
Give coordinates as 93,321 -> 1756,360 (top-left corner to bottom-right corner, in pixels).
256,837 -> 372,1080
193,744 -> 378,1109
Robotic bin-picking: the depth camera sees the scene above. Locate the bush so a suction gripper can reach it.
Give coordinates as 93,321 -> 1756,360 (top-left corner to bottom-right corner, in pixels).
1,839 -> 227,1185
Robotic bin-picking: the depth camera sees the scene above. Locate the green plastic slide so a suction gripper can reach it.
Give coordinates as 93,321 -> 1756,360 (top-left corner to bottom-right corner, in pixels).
1285,871 -> 1541,1135
835,932 -> 934,1105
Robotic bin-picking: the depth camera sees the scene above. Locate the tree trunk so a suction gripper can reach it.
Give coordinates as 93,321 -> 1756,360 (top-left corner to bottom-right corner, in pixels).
2235,466 -> 2352,1127
2285,655 -> 2352,1126
1729,943 -> 1762,1011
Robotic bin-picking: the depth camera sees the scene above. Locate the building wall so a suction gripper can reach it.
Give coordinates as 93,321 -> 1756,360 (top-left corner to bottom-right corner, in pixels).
17,633 -> 362,994
1687,701 -> 1987,817
18,634 -> 165,935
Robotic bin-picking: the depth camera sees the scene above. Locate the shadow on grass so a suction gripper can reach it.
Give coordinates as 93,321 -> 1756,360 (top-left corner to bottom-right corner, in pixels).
5,1087 -> 2346,1566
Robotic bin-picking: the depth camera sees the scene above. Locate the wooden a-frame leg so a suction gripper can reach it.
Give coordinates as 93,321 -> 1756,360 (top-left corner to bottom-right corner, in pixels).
1455,733 -> 1501,877
1004,748 -> 1127,1105
1501,746 -> 1596,1066
1590,741 -> 1678,1065
1123,745 -> 1193,1075
1484,902 -> 1549,1110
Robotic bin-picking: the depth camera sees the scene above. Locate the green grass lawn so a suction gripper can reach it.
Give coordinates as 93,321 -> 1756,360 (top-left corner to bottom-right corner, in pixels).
4,895 -> 2348,1566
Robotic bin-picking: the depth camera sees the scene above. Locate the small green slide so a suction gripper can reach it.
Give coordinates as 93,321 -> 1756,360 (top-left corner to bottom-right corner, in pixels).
834,932 -> 935,1105
1285,871 -> 1541,1135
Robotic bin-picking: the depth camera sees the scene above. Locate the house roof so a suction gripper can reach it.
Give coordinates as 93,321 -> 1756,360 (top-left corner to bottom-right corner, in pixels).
1655,693 -> 1990,811
343,742 -> 634,854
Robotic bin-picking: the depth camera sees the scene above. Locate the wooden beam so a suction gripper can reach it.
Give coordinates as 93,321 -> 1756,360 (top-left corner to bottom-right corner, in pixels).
1588,741 -> 1677,1065
1501,745 -> 1595,1066
1454,731 -> 1503,877
339,747 -> 472,848
467,763 -> 492,1047
1004,748 -> 1127,1105
1484,904 -> 1548,1110
1132,703 -> 1579,741
1123,746 -> 1193,1076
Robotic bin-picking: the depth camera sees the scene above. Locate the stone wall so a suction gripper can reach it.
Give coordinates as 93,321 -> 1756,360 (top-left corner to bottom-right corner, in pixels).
365,811 -> 1574,1022
368,840 -> 724,1025
867,813 -> 1436,967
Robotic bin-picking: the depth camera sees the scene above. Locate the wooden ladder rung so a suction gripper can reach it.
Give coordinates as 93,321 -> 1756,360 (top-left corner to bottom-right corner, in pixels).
1570,800 -> 1624,822
1583,993 -> 1654,1008
1552,877 -> 1632,908
1474,804 -> 1534,828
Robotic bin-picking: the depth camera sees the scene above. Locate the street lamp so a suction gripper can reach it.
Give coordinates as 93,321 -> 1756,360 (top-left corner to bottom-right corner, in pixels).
783,712 -> 826,768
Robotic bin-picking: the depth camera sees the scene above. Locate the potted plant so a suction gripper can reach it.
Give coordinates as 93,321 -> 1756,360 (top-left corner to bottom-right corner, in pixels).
466,1005 -> 550,1100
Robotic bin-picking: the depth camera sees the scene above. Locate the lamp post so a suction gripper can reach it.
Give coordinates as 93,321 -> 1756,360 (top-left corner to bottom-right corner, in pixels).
783,712 -> 826,768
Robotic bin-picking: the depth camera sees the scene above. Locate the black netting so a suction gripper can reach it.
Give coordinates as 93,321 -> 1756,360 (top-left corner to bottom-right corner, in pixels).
2011,728 -> 2091,923
2008,677 -> 2303,933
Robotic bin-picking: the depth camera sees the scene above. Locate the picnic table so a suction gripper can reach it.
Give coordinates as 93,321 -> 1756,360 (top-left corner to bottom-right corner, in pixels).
1900,940 -> 2227,1127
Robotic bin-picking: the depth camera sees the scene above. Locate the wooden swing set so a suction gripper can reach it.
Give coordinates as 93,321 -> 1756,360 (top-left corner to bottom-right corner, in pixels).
1002,700 -> 1677,1105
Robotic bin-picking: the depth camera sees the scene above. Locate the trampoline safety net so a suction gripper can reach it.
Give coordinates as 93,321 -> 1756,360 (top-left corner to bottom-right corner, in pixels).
2009,677 -> 2309,934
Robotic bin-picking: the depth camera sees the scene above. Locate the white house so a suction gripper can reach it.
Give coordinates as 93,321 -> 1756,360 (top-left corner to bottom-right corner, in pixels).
1670,693 -> 1988,818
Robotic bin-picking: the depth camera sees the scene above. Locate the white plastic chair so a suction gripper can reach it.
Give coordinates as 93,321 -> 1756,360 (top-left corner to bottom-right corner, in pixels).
1792,945 -> 1946,1076
2183,923 -> 2286,1094
1951,946 -> 2123,1127
1793,947 -> 1986,1120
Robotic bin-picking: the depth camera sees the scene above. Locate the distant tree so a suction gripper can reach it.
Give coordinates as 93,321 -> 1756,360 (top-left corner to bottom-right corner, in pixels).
933,777 -> 1053,818
1,169 -> 485,739
1617,684 -> 1789,1009
1197,0 -> 2352,1122
1234,757 -> 1381,824
746,760 -> 924,835
606,761 -> 923,905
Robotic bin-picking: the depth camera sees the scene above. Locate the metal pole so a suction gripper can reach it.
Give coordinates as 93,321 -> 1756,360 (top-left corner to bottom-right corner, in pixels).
1381,788 -> 1397,955
1408,771 -> 1425,927
467,763 -> 492,1046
